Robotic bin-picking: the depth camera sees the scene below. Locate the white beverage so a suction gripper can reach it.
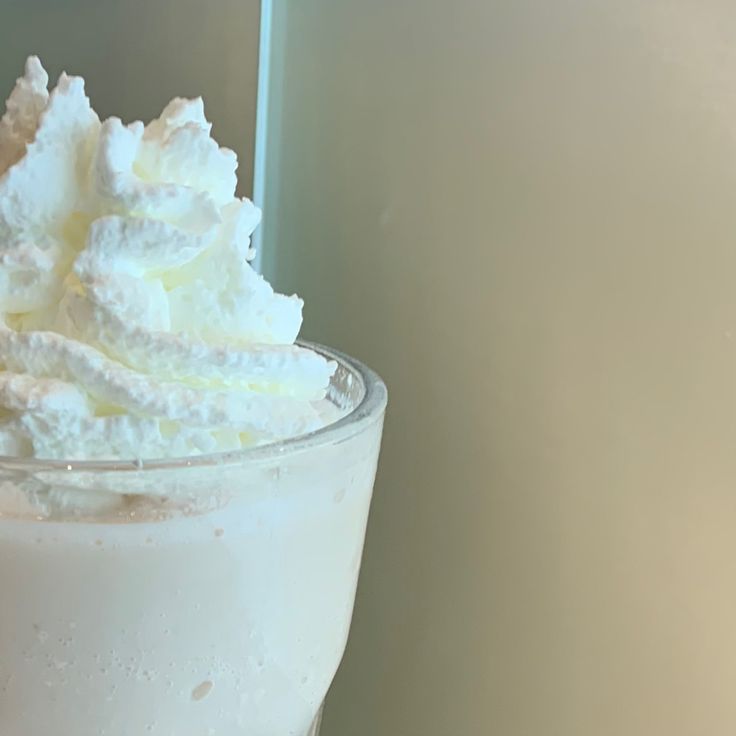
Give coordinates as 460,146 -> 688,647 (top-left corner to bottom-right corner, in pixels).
0,56 -> 387,736
0,349 -> 385,736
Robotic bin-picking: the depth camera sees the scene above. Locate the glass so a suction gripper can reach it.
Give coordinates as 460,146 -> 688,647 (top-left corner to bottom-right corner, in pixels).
0,343 -> 387,736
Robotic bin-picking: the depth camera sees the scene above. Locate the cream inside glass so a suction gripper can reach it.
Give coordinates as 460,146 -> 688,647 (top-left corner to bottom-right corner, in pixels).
0,57 -> 386,736
0,345 -> 386,736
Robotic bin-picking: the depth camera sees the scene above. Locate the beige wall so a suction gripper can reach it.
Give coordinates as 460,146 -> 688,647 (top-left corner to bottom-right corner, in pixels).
0,0 -> 260,194
263,2 -> 736,735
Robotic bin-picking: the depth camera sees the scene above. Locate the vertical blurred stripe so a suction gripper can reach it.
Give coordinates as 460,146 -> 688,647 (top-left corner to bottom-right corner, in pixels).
251,0 -> 272,273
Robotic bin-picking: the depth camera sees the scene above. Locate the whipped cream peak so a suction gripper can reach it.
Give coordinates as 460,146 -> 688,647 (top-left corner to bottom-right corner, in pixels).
0,56 -> 49,175
0,57 -> 337,460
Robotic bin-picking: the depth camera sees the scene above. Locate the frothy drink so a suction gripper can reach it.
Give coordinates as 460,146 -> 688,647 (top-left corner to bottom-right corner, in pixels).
0,58 -> 386,735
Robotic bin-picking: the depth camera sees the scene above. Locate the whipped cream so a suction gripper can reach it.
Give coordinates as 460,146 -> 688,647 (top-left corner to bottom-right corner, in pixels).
0,57 -> 336,460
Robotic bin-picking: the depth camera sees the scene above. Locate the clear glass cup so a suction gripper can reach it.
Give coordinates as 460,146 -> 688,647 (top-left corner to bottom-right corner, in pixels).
0,343 -> 386,736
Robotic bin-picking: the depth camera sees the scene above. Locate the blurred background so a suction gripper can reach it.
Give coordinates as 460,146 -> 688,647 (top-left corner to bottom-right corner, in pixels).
0,0 -> 260,195
6,1 -> 736,734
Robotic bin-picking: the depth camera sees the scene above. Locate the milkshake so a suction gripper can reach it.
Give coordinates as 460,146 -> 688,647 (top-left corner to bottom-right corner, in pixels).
0,58 -> 386,735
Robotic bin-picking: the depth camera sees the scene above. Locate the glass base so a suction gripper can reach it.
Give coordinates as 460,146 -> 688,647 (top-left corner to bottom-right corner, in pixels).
307,706 -> 324,735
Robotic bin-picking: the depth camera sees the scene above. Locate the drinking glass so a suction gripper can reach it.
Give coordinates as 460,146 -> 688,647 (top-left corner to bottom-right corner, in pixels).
0,343 -> 387,736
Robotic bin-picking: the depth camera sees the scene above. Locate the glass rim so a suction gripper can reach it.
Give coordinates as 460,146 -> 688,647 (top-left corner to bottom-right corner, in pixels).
0,342 -> 387,474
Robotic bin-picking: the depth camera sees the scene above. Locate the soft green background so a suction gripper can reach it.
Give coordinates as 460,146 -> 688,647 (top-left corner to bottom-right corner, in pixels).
0,0 -> 260,193
262,2 -> 736,735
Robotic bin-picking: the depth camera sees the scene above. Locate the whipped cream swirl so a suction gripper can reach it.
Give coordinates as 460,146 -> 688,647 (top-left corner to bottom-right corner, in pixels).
0,57 -> 335,460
